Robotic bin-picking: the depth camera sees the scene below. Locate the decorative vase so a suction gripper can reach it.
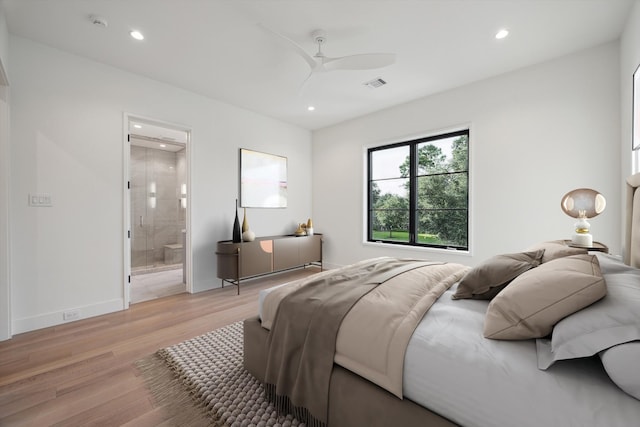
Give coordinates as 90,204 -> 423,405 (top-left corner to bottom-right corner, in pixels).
242,229 -> 256,242
241,208 -> 255,241
242,208 -> 249,233
232,199 -> 241,243
306,218 -> 314,235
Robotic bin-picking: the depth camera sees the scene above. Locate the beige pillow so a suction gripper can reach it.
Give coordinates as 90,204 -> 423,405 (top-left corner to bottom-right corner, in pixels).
484,254 -> 606,340
526,240 -> 587,263
452,250 -> 544,300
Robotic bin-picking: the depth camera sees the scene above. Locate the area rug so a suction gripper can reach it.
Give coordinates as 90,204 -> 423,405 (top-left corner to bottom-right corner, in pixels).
136,321 -> 305,427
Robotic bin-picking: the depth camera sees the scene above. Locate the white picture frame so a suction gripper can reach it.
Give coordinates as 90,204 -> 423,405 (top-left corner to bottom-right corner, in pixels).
240,148 -> 288,208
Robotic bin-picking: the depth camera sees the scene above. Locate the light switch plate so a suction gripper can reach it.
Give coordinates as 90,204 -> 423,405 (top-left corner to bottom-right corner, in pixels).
28,193 -> 52,207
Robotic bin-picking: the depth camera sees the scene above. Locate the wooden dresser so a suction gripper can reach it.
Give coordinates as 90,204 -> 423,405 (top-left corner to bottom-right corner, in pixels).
216,234 -> 322,294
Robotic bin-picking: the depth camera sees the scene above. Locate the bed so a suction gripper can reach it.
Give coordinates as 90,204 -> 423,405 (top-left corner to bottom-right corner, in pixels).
243,173 -> 640,427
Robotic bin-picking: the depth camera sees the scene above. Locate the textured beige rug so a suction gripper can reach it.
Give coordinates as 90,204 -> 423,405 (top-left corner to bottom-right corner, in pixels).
137,321 -> 305,427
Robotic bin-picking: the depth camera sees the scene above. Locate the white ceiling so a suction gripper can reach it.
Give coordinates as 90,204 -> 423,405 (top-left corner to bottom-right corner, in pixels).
2,0 -> 634,131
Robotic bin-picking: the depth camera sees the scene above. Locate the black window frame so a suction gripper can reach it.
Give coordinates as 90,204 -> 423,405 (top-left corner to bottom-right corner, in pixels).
367,129 -> 469,251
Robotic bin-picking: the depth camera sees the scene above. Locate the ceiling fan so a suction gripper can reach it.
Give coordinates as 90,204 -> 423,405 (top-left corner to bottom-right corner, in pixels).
260,25 -> 396,91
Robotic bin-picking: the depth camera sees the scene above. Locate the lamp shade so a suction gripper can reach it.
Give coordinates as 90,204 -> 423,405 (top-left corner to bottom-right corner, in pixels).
560,188 -> 606,219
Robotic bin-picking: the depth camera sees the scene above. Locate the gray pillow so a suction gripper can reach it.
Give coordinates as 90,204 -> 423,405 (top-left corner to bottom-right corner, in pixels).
600,342 -> 640,401
536,253 -> 640,369
452,250 -> 544,300
526,240 -> 587,263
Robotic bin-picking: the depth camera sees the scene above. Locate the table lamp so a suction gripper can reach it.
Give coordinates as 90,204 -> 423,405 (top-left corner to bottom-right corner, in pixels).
560,188 -> 606,247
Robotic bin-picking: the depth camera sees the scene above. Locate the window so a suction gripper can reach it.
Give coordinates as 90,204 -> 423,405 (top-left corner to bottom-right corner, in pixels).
367,129 -> 469,250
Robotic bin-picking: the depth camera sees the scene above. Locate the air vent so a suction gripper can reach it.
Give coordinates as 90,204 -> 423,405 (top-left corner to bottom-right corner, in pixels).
90,15 -> 108,28
364,78 -> 387,89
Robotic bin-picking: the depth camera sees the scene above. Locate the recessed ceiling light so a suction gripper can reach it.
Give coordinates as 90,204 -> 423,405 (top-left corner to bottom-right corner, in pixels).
159,144 -> 166,148
130,30 -> 144,41
133,124 -> 142,129
307,106 -> 315,111
495,29 -> 509,40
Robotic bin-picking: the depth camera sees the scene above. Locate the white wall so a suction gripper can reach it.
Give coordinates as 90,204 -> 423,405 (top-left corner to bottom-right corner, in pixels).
313,43 -> 621,269
9,36 -> 312,334
0,6 -> 7,69
0,5 -> 10,341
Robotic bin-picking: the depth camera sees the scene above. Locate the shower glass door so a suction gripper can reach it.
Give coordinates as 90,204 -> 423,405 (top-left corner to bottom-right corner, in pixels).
130,146 -> 157,271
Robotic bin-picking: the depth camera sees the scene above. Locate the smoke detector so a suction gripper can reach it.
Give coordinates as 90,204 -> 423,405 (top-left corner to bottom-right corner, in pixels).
90,15 -> 108,28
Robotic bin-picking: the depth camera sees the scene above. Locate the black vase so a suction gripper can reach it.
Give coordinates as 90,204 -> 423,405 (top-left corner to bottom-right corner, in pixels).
232,199 -> 241,243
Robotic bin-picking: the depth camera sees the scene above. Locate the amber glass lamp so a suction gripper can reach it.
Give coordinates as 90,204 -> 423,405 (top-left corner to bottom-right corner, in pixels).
560,188 -> 606,247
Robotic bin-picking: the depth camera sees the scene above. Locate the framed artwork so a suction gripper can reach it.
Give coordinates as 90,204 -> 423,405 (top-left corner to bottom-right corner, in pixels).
634,63 -> 640,150
240,148 -> 288,208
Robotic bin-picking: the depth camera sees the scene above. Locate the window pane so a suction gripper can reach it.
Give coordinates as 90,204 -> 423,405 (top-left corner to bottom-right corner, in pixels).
371,177 -> 408,203
417,134 -> 468,175
417,173 -> 467,209
416,209 -> 468,248
371,146 -> 410,179
371,209 -> 410,242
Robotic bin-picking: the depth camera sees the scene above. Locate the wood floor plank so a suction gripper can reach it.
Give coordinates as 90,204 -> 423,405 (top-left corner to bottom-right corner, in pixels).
0,386 -> 57,419
0,267 -> 319,426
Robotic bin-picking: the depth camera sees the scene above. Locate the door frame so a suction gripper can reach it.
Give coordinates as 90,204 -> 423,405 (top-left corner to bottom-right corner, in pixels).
0,58 -> 10,340
122,113 -> 193,309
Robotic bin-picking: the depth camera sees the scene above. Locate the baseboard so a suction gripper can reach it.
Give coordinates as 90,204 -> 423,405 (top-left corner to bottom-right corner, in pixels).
322,261 -> 342,270
12,298 -> 124,334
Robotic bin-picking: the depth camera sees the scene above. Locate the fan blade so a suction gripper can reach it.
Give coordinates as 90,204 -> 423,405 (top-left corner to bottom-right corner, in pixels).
258,23 -> 317,70
323,53 -> 396,71
298,71 -> 316,95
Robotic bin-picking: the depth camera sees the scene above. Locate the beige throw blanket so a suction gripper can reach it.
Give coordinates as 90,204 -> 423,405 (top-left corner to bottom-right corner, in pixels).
263,257 -> 469,426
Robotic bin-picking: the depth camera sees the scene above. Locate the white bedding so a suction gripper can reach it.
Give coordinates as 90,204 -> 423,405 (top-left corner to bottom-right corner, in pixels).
405,284 -> 640,427
259,282 -> 640,427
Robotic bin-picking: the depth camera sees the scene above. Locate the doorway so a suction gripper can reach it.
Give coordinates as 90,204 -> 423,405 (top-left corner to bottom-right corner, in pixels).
125,117 -> 191,305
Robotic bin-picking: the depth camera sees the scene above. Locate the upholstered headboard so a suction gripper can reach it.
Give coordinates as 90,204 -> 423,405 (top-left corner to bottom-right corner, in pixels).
625,172 -> 640,268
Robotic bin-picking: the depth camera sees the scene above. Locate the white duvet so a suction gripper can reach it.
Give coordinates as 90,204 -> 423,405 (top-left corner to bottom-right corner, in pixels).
260,283 -> 640,427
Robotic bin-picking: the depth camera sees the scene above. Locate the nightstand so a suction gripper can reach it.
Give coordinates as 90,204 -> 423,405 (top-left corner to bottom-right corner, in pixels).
563,239 -> 609,254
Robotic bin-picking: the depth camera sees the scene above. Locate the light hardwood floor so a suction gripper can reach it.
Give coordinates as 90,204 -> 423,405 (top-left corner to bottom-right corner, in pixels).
0,267 -> 321,426
130,268 -> 186,304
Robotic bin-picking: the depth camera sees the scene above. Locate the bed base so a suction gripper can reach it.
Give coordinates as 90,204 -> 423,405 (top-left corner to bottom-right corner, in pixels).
243,316 -> 458,427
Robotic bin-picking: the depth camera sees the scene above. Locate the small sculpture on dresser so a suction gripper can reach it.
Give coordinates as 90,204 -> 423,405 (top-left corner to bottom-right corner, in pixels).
295,223 -> 306,236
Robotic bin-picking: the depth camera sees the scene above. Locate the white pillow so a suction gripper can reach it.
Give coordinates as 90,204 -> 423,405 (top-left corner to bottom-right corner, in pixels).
600,342 -> 640,401
536,253 -> 640,369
